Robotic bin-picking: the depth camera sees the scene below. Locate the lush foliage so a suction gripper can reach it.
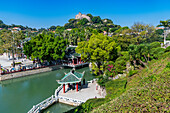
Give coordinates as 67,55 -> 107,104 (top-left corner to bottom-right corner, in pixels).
23,32 -> 67,61
128,42 -> 165,68
128,70 -> 138,77
0,29 -> 25,60
92,52 -> 170,113
76,33 -> 121,75
157,19 -> 170,28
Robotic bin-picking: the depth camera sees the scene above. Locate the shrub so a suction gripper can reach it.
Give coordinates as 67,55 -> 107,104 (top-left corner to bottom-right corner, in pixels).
97,76 -> 109,87
128,70 -> 138,77
149,42 -> 161,49
166,62 -> 170,68
165,46 -> 170,52
150,47 -> 165,59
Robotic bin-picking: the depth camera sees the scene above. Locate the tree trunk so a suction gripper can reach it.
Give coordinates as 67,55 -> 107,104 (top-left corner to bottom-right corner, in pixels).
12,49 -> 15,67
97,62 -> 103,75
144,55 -> 148,63
139,59 -> 149,69
133,60 -> 136,69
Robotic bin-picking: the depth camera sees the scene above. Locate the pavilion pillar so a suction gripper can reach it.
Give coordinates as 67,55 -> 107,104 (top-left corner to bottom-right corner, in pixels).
76,83 -> 78,92
63,84 -> 65,93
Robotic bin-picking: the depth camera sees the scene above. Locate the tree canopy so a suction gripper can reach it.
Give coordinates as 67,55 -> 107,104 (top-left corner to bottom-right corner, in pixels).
76,33 -> 120,75
157,19 -> 170,28
23,32 -> 67,62
0,29 -> 25,55
92,16 -> 103,24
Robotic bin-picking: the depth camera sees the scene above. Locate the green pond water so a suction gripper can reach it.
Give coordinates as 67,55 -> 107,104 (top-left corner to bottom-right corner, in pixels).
0,67 -> 93,113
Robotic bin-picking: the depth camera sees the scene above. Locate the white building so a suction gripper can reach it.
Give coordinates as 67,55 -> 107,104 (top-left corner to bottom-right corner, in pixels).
75,12 -> 91,21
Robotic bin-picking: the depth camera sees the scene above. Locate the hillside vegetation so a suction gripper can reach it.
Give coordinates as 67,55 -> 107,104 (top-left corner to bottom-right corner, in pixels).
67,52 -> 170,113
92,52 -> 170,113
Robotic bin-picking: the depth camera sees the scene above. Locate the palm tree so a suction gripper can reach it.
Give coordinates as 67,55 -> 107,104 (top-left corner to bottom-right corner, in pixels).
157,19 -> 170,28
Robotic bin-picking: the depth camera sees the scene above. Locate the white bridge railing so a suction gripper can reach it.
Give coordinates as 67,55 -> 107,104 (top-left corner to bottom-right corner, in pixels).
58,96 -> 85,106
28,80 -> 90,112
28,95 -> 56,113
55,84 -> 63,98
62,62 -> 89,67
28,85 -> 62,113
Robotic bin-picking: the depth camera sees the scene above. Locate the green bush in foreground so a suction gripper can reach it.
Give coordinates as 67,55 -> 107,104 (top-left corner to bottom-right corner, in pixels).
165,46 -> 170,52
128,70 -> 138,77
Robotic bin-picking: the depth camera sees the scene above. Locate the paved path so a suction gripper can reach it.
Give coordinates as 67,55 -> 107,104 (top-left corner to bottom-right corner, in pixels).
58,81 -> 104,102
0,55 -> 33,69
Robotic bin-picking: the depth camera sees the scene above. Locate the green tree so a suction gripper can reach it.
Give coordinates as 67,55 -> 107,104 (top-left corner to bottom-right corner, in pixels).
49,26 -> 57,31
156,29 -> 164,35
113,28 -> 136,51
78,18 -> 89,25
87,14 -> 93,19
92,16 -> 102,24
128,42 -> 163,69
23,41 -> 33,59
55,26 -> 65,37
166,33 -> 170,40
23,32 -> 67,62
0,30 -> 25,66
76,33 -> 120,75
157,19 -> 170,28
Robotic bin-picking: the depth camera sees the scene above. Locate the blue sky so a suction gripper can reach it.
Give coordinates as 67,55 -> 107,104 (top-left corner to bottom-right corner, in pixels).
0,0 -> 170,29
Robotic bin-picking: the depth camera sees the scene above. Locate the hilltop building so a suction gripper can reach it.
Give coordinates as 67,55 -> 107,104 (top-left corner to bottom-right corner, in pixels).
75,12 -> 91,21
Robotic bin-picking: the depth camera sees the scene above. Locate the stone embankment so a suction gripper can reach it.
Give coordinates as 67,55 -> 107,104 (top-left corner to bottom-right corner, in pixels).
0,65 -> 62,81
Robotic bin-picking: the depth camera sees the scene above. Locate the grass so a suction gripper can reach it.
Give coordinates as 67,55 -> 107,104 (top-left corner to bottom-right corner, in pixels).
92,52 -> 170,113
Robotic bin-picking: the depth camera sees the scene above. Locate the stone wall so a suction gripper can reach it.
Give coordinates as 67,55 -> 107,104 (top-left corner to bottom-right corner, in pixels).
96,83 -> 106,98
0,65 -> 62,81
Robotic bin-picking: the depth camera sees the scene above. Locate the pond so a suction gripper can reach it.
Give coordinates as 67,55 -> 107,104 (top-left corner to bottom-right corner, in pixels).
0,67 -> 93,113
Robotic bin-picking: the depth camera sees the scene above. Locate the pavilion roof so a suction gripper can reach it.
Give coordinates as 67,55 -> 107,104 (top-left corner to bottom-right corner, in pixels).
58,69 -> 85,84
65,45 -> 81,59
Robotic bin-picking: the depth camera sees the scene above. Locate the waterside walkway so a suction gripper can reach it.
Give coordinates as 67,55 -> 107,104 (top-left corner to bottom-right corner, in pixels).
28,79 -> 106,113
58,80 -> 104,105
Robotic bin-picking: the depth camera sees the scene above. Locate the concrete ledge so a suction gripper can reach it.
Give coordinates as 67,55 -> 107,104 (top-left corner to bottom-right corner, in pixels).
59,98 -> 80,106
0,65 -> 62,81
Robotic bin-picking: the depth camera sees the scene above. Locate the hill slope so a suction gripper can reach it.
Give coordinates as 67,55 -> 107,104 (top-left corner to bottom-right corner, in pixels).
92,52 -> 170,112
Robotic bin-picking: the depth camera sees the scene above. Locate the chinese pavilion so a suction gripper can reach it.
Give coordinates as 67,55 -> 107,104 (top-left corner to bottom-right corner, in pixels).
57,69 -> 85,93
63,45 -> 88,67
